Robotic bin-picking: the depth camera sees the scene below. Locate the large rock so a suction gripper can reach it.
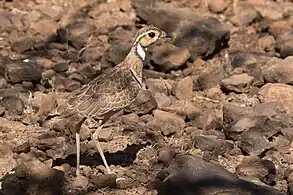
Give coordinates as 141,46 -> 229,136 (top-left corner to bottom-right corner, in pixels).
259,83 -> 293,113
220,74 -> 254,93
134,4 -> 230,60
261,56 -> 293,84
276,30 -> 293,58
5,60 -> 42,83
157,154 -> 284,195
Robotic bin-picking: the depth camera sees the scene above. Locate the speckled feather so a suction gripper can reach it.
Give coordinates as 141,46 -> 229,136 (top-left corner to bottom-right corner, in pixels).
60,65 -> 142,119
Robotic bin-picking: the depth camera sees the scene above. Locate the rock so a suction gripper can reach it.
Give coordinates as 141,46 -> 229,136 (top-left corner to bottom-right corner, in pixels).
11,37 -> 36,53
36,92 -> 57,117
153,110 -> 185,132
12,141 -> 30,154
151,43 -> 190,71
160,100 -> 201,120
157,149 -> 176,166
157,154 -> 283,195
146,78 -> 173,95
173,18 -> 230,60
52,62 -> 69,72
30,19 -> 58,36
230,7 -> 260,26
72,175 -> 89,189
148,119 -> 177,136
208,0 -> 229,13
281,128 -> 293,141
134,5 -> 229,60
98,126 -> 114,142
254,101 -> 286,118
1,163 -> 64,195
91,174 -> 117,189
153,92 -> 172,109
262,56 -> 293,84
220,73 -> 254,93
0,95 -> 24,116
239,130 -> 269,155
260,83 -> 293,113
236,156 -> 276,185
62,78 -> 81,92
0,144 -> 17,176
5,60 -> 42,83
259,35 -> 275,52
124,90 -> 157,115
175,76 -> 194,100
37,5 -> 63,21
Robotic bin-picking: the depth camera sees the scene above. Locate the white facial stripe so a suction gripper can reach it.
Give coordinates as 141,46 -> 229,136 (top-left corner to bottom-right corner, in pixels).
134,30 -> 158,45
136,43 -> 146,60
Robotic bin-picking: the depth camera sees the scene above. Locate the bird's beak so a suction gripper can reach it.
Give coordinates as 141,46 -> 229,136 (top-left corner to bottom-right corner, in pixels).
161,31 -> 172,40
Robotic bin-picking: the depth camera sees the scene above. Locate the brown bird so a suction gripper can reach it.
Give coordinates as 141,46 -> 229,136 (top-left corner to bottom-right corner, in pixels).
55,26 -> 167,176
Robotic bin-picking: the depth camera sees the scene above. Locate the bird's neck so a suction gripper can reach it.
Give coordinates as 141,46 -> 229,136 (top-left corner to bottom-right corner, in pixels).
120,43 -> 145,74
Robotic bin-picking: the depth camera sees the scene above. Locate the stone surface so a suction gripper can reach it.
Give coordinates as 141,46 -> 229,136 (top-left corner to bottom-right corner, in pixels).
5,60 -> 42,83
157,154 -> 283,195
220,73 -> 254,93
260,83 -> 293,113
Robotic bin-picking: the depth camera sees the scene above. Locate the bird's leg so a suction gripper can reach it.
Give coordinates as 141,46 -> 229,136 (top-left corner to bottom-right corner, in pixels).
92,120 -> 111,174
76,132 -> 81,176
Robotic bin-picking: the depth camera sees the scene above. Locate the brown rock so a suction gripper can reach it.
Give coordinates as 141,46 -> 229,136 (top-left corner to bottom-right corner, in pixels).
5,60 -> 41,83
146,78 -> 173,95
124,90 -> 157,115
0,144 -> 17,176
220,74 -> 254,93
151,43 -> 190,71
276,30 -> 293,58
262,56 -> 293,84
208,0 -> 229,13
30,19 -> 58,35
175,76 -> 194,100
72,175 -> 89,189
153,109 -> 185,131
259,83 -> 293,113
158,149 -> 176,166
259,35 -> 275,52
91,174 -> 117,189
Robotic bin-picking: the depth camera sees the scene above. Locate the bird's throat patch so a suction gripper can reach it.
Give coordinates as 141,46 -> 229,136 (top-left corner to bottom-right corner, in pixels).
136,43 -> 145,60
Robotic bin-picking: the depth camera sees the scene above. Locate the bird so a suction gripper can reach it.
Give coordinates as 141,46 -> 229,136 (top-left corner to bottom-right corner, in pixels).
54,25 -> 168,176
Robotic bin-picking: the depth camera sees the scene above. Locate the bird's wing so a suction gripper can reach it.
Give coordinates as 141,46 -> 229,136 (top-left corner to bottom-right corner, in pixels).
60,67 -> 141,118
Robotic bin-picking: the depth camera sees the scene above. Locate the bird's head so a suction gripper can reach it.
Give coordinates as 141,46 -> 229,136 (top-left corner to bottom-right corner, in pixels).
133,26 -> 168,47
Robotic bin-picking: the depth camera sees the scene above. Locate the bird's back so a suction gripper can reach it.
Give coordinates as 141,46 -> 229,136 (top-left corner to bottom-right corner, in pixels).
59,66 -> 142,119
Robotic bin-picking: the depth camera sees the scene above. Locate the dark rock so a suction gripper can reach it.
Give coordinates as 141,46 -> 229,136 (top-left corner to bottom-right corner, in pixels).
5,60 -> 42,83
134,5 -> 229,60
1,163 -> 64,195
62,78 -> 81,92
239,131 -> 269,155
281,128 -> 293,141
157,154 -> 283,195
151,43 -> 190,71
236,156 -> 276,185
52,62 -> 69,72
0,95 -> 24,116
254,101 -> 286,117
158,149 -> 176,166
173,18 -> 230,60
91,174 -> 117,189
124,90 -> 157,115
11,37 -> 36,53
276,30 -> 293,58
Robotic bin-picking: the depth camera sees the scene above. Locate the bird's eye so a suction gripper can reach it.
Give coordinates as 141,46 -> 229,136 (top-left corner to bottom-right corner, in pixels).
148,32 -> 156,38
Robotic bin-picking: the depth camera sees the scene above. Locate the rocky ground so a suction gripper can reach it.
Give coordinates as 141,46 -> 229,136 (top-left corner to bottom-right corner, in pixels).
0,0 -> 293,194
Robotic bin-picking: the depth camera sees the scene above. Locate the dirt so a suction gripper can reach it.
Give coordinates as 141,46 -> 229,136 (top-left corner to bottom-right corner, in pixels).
0,0 -> 293,194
